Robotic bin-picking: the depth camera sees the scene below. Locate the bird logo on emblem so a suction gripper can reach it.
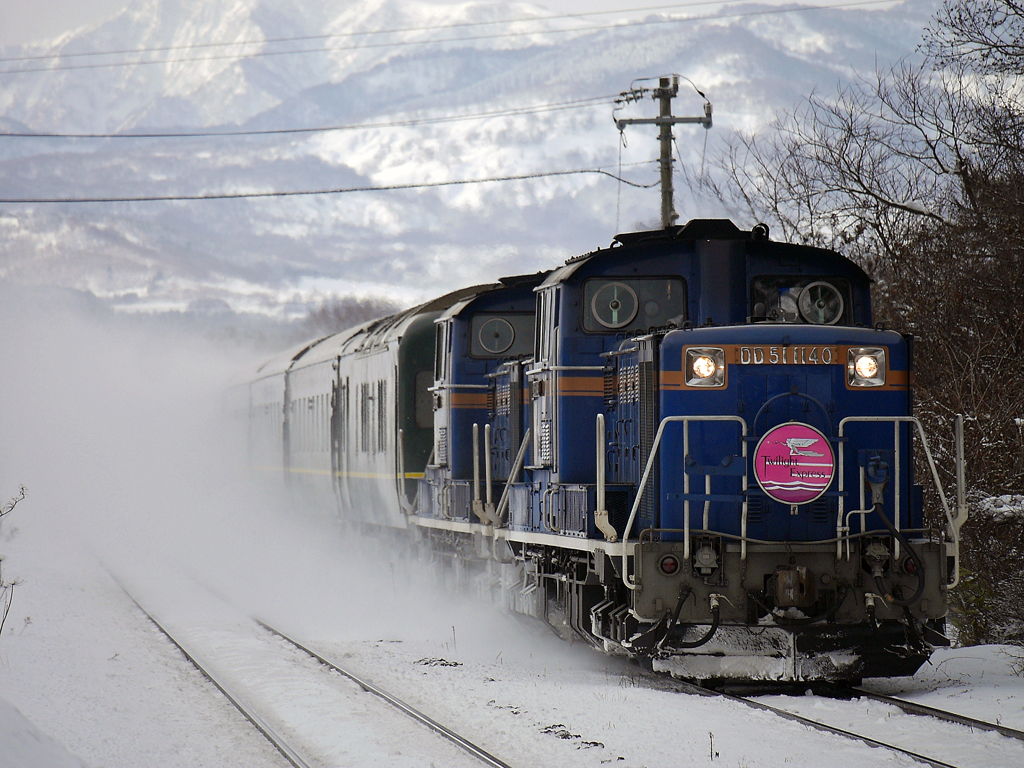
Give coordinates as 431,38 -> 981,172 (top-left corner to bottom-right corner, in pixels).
784,437 -> 824,457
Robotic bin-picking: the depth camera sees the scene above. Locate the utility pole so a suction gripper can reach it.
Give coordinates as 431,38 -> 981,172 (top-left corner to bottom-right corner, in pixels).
615,75 -> 713,229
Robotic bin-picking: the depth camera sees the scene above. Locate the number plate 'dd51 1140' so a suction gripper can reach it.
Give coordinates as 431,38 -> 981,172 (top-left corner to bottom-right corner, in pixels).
736,346 -> 839,365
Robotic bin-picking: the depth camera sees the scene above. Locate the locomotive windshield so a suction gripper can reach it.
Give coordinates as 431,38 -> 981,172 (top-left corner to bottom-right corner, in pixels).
751,276 -> 852,325
470,313 -> 535,358
582,278 -> 686,333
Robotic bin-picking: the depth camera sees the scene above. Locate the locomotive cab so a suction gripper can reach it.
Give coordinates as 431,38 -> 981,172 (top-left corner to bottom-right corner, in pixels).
419,273 -> 546,523
494,219 -> 962,681
595,224 -> 960,680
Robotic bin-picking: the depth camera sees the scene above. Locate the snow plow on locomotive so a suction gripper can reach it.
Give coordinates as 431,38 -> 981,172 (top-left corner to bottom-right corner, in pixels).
245,219 -> 966,683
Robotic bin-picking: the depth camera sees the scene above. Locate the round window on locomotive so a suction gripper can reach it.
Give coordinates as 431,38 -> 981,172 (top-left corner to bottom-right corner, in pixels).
477,317 -> 515,355
590,282 -> 639,329
797,281 -> 844,325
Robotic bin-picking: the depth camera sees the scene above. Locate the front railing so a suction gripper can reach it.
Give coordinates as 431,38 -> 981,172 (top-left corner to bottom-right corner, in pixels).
616,413 -> 967,590
838,415 -> 966,587
620,415 -> 749,591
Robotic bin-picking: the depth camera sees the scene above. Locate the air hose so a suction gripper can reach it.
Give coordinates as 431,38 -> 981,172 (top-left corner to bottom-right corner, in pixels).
867,456 -> 926,608
775,583 -> 849,626
658,587 -> 721,651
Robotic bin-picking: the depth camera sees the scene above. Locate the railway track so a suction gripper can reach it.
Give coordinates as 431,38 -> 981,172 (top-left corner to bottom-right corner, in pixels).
112,565 -> 1020,768
254,619 -> 514,768
845,687 -> 1024,742
659,677 -> 1024,768
121,590 -> 313,768
118,582 -> 513,768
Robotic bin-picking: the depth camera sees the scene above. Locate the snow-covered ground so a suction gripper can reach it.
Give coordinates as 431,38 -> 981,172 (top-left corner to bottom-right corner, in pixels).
2,289 -> 1024,768
3,476 -> 1024,768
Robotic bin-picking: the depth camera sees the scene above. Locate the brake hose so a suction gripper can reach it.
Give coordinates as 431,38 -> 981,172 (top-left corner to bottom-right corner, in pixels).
659,587 -> 721,651
873,503 -> 926,607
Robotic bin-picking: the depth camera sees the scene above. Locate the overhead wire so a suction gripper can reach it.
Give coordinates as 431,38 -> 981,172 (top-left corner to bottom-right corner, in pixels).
0,0 -> 900,76
0,2 -> 895,203
0,163 -> 661,204
0,94 -> 617,139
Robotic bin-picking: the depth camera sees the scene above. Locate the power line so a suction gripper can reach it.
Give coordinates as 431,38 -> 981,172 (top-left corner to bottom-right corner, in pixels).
0,95 -> 617,139
0,1 -> 900,77
0,165 -> 660,204
0,1 -> 753,64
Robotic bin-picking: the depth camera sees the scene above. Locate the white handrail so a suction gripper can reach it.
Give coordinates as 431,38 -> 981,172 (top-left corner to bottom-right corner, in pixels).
621,415 -> 748,590
495,428 -> 531,525
472,423 -> 481,504
484,424 -> 495,520
838,416 -> 961,588
397,428 -> 412,515
594,413 -> 618,542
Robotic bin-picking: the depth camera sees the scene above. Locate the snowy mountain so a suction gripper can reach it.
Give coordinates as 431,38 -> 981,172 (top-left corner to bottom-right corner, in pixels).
0,0 -> 940,320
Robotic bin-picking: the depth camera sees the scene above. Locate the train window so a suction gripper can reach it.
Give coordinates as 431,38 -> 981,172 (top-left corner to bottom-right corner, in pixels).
540,292 -> 548,362
338,380 -> 349,454
751,277 -> 851,325
360,383 -> 370,453
470,313 -> 535,358
414,370 -> 434,429
434,323 -> 445,380
536,289 -> 559,363
377,380 -> 387,452
582,278 -> 686,333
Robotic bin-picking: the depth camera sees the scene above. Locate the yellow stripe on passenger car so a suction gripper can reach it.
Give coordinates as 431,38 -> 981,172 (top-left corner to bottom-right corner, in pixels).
256,466 -> 425,480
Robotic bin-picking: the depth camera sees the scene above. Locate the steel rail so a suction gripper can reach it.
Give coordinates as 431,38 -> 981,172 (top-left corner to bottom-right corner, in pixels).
255,619 -> 515,768
118,589 -> 314,768
848,688 -> 1024,742
667,679 -> 961,768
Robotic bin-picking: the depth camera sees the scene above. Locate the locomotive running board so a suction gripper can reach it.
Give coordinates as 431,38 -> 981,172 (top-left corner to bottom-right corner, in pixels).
407,515 -> 633,558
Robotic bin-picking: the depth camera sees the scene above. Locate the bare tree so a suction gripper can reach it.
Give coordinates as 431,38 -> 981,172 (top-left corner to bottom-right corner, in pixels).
0,485 -> 25,521
703,1 -> 1024,644
294,295 -> 404,342
1,486 -> 26,636
926,0 -> 1024,74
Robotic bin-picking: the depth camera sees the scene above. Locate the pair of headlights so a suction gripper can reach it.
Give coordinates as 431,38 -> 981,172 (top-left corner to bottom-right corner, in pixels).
684,347 -> 887,387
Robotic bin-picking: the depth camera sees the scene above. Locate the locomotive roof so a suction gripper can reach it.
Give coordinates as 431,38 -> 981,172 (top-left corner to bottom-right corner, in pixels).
537,218 -> 870,290
253,336 -> 329,378
437,271 -> 549,323
264,282 -> 503,374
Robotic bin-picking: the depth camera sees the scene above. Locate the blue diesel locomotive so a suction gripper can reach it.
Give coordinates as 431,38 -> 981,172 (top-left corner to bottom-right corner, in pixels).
244,219 -> 967,683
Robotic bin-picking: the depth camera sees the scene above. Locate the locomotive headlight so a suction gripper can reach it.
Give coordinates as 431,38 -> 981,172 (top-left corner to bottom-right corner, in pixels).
685,347 -> 726,387
855,355 -> 878,379
693,355 -> 716,378
848,347 -> 886,387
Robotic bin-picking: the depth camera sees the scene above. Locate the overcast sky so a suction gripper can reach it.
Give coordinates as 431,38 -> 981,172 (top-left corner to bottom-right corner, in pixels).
0,1 -> 754,47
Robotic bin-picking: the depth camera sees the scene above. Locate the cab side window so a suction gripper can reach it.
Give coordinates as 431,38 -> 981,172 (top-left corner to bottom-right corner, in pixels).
582,278 -> 686,333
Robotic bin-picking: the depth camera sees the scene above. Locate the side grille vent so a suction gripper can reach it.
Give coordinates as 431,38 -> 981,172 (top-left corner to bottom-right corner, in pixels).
437,427 -> 448,466
747,496 -> 764,524
539,420 -> 553,466
604,366 -> 616,407
810,498 -> 830,524
560,487 -> 588,537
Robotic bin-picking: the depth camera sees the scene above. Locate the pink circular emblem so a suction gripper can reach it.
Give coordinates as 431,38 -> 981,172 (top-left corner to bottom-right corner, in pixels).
753,422 -> 835,505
